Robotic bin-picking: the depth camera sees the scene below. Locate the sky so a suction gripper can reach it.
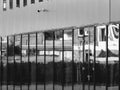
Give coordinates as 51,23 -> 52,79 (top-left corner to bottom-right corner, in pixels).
0,0 -> 120,36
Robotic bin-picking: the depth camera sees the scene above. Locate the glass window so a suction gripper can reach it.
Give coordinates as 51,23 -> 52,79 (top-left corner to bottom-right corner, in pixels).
3,0 -> 7,11
45,32 -> 54,40
16,0 -> 20,7
31,0 -> 35,4
101,28 -> 106,41
9,0 -> 13,9
23,0 -> 27,7
39,0 -> 43,2
99,28 -> 106,41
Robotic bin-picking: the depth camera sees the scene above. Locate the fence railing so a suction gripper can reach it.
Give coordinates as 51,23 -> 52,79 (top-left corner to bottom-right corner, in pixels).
0,22 -> 120,90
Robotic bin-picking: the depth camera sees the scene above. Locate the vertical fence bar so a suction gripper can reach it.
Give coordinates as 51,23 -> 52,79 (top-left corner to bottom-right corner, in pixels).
36,33 -> 38,90
28,34 -> 30,90
72,29 -> 74,90
7,36 -> 9,90
44,32 -> 46,90
13,35 -> 15,90
20,34 -> 22,90
106,25 -> 108,90
93,26 -> 96,90
119,24 -> 120,90
0,37 -> 2,90
82,28 -> 85,90
62,30 -> 64,90
53,31 -> 55,90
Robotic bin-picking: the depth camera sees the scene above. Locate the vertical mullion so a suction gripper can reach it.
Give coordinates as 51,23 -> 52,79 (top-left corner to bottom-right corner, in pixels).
53,31 -> 55,90
36,33 -> 38,90
82,28 -> 85,90
119,24 -> 120,90
44,32 -> 46,90
106,25 -> 108,90
7,36 -> 9,90
72,29 -> 74,90
62,30 -> 64,90
13,35 -> 15,90
0,37 -> 2,90
20,34 -> 22,90
93,26 -> 96,90
28,34 -> 30,90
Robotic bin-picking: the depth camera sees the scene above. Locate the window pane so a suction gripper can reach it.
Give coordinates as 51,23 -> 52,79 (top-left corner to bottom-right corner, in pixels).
39,0 -> 43,2
3,0 -> 7,11
16,0 -> 20,7
31,0 -> 35,4
23,0 -> 27,7
9,0 -> 13,9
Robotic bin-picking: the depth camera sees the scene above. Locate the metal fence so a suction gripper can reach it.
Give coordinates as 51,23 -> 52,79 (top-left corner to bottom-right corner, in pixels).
0,22 -> 120,90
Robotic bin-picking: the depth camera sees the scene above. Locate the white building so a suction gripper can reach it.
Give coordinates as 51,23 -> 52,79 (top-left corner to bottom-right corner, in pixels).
0,0 -> 117,36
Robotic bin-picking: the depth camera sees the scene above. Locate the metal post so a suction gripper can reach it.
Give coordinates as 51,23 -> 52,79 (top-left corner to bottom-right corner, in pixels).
93,26 -> 96,90
82,28 -> 85,90
106,25 -> 108,90
62,30 -> 64,90
7,36 -> 9,90
36,33 -> 38,90
72,29 -> 74,90
28,34 -> 30,90
13,35 -> 16,90
44,32 -> 46,90
20,34 -> 23,90
119,24 -> 120,90
0,37 -> 2,90
53,31 -> 55,90
88,29 -> 90,90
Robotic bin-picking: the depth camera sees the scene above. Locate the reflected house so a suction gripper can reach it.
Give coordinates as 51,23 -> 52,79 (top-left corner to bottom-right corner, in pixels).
21,29 -> 79,61
0,0 -> 119,63
0,47 -> 6,56
17,24 -> 120,63
2,24 -> 120,63
0,38 -> 7,56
